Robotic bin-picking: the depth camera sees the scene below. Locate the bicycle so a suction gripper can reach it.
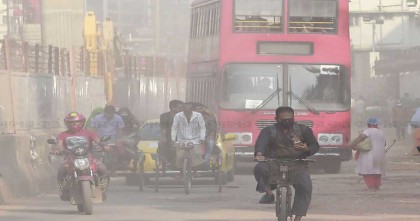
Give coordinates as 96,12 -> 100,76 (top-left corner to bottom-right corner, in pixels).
259,158 -> 315,221
174,141 -> 195,195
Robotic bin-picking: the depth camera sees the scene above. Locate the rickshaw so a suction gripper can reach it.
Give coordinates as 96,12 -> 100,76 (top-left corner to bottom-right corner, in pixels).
133,119 -> 236,194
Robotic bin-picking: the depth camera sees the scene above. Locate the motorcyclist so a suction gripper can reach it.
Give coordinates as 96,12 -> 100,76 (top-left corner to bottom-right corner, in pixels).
118,107 -> 141,136
91,105 -> 125,175
85,107 -> 104,130
91,105 -> 125,141
116,107 -> 141,169
52,112 -> 110,201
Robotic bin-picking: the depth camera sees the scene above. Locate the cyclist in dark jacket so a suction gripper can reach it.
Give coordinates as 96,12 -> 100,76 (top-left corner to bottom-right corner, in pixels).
254,106 -> 319,221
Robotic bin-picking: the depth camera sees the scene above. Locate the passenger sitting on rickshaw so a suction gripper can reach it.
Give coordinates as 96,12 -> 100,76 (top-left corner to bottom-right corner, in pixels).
193,103 -> 218,161
158,100 -> 184,166
171,102 -> 206,168
116,107 -> 141,168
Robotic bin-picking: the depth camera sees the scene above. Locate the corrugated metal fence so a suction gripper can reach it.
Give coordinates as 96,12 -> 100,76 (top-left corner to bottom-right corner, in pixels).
0,39 -> 186,134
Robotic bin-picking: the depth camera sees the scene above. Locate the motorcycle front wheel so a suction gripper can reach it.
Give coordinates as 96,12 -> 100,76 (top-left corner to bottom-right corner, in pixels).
80,181 -> 93,215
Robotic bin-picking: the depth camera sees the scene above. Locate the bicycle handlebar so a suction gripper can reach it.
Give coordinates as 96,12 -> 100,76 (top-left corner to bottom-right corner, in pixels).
49,151 -> 66,156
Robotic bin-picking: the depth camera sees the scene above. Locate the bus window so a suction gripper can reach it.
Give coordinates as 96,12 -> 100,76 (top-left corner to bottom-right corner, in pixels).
288,0 -> 337,34
234,0 -> 283,33
221,64 -> 283,109
288,64 -> 350,111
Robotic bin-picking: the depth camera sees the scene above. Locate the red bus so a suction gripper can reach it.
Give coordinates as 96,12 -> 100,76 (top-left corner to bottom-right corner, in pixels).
187,0 -> 351,173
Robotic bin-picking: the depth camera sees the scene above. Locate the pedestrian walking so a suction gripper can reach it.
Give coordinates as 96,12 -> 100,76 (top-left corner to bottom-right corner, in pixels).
348,117 -> 386,191
410,108 -> 420,156
392,101 -> 407,140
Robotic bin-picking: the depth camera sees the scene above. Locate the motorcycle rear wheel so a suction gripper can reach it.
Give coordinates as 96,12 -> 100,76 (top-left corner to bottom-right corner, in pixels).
81,181 -> 93,215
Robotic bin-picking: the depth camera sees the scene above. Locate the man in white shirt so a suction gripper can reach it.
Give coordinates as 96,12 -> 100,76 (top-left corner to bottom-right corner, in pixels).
171,102 -> 206,167
171,102 -> 206,144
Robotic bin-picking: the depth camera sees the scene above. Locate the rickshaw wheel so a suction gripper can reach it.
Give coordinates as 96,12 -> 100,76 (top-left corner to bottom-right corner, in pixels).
217,168 -> 223,193
137,159 -> 145,191
154,156 -> 160,193
216,154 -> 223,193
227,156 -> 235,182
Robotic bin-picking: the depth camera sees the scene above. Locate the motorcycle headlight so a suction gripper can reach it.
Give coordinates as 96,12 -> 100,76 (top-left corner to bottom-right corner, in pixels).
74,158 -> 90,170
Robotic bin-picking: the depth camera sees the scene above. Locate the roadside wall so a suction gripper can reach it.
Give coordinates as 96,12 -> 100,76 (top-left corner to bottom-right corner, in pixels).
0,133 -> 56,203
0,72 -> 106,203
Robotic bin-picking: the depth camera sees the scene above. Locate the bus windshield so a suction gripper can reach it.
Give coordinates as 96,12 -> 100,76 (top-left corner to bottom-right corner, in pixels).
220,63 -> 350,111
221,64 -> 283,109
288,0 -> 337,34
288,64 -> 350,111
234,0 -> 283,32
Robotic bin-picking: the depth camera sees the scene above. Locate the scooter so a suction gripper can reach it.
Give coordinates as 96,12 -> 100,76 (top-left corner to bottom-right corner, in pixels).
48,136 -> 110,215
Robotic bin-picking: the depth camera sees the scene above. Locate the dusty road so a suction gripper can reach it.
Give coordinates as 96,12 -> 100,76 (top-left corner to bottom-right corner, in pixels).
1,139 -> 420,221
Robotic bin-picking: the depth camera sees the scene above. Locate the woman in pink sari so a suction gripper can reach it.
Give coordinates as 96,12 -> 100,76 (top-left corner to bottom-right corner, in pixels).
348,117 -> 386,191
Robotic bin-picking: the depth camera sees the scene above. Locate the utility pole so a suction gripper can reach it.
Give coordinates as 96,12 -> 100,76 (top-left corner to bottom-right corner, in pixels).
372,20 -> 376,52
6,0 -> 10,37
103,0 -> 108,20
155,0 -> 160,55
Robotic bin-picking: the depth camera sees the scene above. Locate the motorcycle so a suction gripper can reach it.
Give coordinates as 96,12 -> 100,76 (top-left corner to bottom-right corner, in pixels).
47,136 -> 111,215
105,133 -> 140,174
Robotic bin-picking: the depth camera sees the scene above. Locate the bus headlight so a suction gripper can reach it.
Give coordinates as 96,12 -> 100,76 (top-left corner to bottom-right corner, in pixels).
330,134 -> 343,145
318,134 -> 330,145
317,133 -> 343,145
232,133 -> 241,145
242,134 -> 252,143
232,132 -> 253,145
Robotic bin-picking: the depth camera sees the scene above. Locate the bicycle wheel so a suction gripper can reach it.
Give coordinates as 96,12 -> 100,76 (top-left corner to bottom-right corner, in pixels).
276,187 -> 288,221
154,155 -> 160,193
183,158 -> 192,195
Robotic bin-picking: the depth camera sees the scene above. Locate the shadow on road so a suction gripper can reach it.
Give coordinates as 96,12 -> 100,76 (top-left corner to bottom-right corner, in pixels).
187,219 -> 275,221
3,208 -> 78,215
0,216 -> 27,221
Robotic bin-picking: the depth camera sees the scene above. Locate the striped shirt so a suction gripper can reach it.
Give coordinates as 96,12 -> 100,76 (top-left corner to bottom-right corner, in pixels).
171,111 -> 206,144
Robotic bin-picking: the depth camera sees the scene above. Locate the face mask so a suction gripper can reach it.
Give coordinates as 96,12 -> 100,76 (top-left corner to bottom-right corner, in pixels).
278,118 -> 294,128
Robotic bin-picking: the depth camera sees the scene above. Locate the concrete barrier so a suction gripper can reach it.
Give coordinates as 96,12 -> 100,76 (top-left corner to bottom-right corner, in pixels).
0,132 -> 58,204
